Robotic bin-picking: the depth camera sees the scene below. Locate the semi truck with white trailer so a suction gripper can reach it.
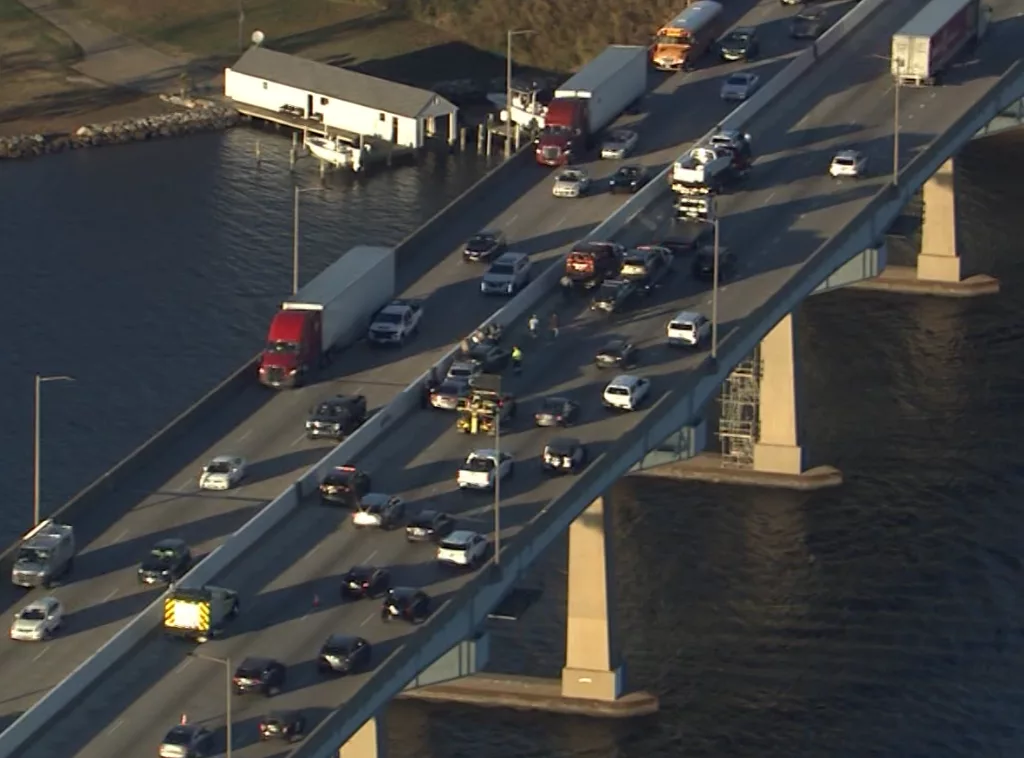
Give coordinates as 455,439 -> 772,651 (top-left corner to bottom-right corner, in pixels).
535,45 -> 648,166
258,246 -> 395,388
891,0 -> 991,86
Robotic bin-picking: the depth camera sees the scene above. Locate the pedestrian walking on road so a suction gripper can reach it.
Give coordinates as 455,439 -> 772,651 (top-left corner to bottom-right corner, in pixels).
528,314 -> 540,338
549,312 -> 559,339
511,345 -> 523,374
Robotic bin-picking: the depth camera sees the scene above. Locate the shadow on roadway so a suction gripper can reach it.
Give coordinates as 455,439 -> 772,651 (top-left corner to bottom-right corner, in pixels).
68,506 -> 266,586
62,587 -> 161,636
245,448 -> 333,486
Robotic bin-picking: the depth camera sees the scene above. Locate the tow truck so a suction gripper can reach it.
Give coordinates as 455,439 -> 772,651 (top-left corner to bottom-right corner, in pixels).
456,375 -> 517,434
671,130 -> 752,196
163,585 -> 239,643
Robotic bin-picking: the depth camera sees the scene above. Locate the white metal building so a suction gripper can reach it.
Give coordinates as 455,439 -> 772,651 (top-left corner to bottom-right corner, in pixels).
224,47 -> 457,148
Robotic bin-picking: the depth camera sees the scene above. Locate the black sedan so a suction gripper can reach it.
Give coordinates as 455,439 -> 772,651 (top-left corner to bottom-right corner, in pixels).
381,587 -> 431,624
138,538 -> 192,585
534,396 -> 580,427
340,565 -> 392,600
608,165 -> 650,194
719,26 -> 759,61
595,338 -> 639,369
319,465 -> 371,508
692,248 -> 737,281
791,10 -> 825,39
406,510 -> 456,542
258,710 -> 306,742
463,230 -> 507,262
542,437 -> 588,474
318,634 -> 372,675
232,657 -> 287,696
462,340 -> 511,373
590,279 -> 639,314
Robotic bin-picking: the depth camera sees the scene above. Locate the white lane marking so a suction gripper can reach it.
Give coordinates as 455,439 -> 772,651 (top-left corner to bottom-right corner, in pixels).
33,647 -> 49,661
114,529 -> 128,542
237,429 -> 252,442
504,214 -> 518,227
108,719 -> 125,735
290,433 -> 307,448
762,191 -> 776,206
175,658 -> 192,674
176,480 -> 191,492
360,613 -> 375,627
554,214 -> 569,228
307,544 -> 320,559
363,550 -> 378,563
103,589 -> 118,602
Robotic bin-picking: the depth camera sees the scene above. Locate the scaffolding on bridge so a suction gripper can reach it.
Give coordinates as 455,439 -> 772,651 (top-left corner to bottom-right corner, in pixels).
717,348 -> 761,468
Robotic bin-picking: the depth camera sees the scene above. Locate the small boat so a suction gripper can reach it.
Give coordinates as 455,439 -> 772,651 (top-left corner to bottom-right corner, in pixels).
305,135 -> 364,172
487,86 -> 548,131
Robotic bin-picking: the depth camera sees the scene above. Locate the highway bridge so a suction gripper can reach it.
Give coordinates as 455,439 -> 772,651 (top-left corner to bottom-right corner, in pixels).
5,0 -> 1024,756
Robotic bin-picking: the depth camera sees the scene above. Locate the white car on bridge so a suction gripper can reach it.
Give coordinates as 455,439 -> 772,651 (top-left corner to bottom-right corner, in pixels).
199,455 -> 247,491
602,374 -> 651,411
436,530 -> 490,567
667,310 -> 711,347
552,168 -> 591,198
457,449 -> 514,490
829,149 -> 867,178
10,596 -> 63,641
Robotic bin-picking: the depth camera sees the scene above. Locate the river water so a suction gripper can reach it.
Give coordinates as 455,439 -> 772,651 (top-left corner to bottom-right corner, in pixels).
4,127 -> 1024,757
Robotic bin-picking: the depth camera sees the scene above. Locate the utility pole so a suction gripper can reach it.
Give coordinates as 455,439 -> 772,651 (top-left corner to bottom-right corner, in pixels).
33,374 -> 74,526
711,199 -> 721,362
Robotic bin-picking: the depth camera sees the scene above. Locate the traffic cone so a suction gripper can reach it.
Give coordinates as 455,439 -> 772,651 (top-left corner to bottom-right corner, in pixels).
180,713 -> 187,725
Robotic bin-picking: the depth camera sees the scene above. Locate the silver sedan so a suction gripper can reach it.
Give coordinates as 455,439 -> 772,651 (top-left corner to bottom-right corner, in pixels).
552,168 -> 591,198
600,129 -> 638,159
720,72 -> 760,101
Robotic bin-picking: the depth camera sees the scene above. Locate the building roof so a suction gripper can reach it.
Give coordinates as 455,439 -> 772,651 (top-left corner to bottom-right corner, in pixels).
230,46 -> 456,119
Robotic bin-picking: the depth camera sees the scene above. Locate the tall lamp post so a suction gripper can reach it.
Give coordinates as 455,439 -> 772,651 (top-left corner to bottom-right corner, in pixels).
292,186 -> 323,295
505,29 -> 535,158
710,198 -> 721,363
237,0 -> 245,52
892,58 -> 904,186
34,374 -> 74,526
493,380 -> 503,565
191,652 -> 232,758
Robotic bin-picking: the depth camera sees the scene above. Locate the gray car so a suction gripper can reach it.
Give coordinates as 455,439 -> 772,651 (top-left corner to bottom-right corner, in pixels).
720,72 -> 760,101
480,252 -> 532,295
600,129 -> 638,159
552,168 -> 591,198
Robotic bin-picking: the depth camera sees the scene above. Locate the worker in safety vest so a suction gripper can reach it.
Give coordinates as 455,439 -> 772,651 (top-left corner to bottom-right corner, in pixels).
511,345 -> 523,373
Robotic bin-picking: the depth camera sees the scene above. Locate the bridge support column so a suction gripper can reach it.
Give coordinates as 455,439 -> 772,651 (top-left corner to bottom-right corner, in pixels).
338,715 -> 387,758
752,313 -> 805,476
917,158 -> 962,283
562,494 -> 624,701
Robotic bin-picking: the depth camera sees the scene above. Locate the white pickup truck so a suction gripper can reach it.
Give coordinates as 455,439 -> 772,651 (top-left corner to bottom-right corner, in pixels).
671,131 -> 752,195
367,299 -> 424,345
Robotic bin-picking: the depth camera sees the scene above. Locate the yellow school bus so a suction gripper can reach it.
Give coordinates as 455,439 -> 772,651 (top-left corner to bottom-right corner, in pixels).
651,1 -> 726,71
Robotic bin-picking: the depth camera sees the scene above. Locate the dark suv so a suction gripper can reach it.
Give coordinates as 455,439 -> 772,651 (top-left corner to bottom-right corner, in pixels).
233,657 -> 287,696
319,466 -> 372,507
305,395 -> 368,440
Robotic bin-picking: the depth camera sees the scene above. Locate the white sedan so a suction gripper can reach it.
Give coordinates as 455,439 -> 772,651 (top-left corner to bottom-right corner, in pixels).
829,149 -> 868,178
720,72 -> 760,101
199,455 -> 247,491
10,597 -> 63,641
457,449 -> 514,490
600,129 -> 639,159
436,530 -> 490,567
552,168 -> 591,198
602,374 -> 651,411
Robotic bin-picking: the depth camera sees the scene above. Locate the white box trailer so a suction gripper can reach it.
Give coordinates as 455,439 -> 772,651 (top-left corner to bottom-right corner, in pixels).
891,0 -> 990,86
555,45 -> 648,134
283,245 -> 396,353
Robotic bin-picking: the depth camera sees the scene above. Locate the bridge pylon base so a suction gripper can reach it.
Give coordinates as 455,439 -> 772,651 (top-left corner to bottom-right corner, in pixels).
561,665 -> 624,701
338,715 -> 387,758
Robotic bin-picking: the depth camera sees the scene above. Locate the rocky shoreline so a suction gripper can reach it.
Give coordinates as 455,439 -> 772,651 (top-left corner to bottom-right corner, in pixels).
0,96 -> 240,161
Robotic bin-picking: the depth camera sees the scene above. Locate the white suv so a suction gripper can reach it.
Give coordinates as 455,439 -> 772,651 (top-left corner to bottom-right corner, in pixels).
602,374 -> 651,411
436,531 -> 489,567
829,149 -> 867,178
667,311 -> 711,347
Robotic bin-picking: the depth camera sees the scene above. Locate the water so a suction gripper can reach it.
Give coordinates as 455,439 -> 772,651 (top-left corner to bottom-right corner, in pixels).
4,127 -> 1024,757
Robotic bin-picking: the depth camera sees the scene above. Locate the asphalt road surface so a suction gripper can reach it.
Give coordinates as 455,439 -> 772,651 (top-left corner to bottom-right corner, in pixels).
0,0 -> 831,739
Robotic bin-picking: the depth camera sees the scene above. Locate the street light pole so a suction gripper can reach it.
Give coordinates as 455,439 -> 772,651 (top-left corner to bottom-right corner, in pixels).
505,29 -> 535,158
892,72 -> 901,186
292,186 -> 322,295
493,390 -> 502,565
191,653 -> 232,758
710,200 -> 721,362
34,374 -> 74,526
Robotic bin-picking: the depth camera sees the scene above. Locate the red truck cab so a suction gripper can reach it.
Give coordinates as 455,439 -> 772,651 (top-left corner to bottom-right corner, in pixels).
536,99 -> 588,166
258,310 -> 322,388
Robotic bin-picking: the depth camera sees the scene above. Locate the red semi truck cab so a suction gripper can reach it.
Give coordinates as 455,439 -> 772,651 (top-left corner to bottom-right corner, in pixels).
535,100 -> 588,166
258,309 -> 322,388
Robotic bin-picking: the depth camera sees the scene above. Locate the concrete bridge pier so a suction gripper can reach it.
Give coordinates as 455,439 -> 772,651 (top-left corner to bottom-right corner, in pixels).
635,313 -> 842,491
561,494 -> 623,701
852,157 -> 1000,297
338,715 -> 386,758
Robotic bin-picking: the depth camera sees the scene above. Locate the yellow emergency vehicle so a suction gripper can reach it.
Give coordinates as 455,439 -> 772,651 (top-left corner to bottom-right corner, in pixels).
163,585 -> 239,643
456,378 -> 516,434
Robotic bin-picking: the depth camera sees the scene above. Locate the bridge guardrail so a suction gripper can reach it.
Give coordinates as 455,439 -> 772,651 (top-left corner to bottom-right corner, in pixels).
0,4 -> 894,755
